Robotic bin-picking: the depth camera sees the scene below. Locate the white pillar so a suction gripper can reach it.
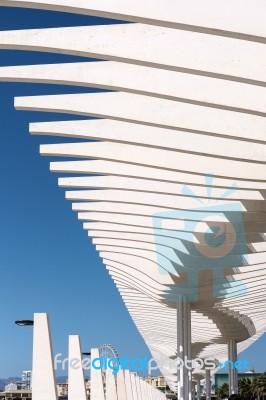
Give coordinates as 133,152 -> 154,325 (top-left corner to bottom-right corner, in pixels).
177,299 -> 192,400
117,369 -> 128,400
142,380 -> 149,400
32,313 -> 58,400
205,369 -> 211,400
145,380 -> 151,400
139,379 -> 145,400
135,377 -> 142,400
228,339 -> 238,395
149,382 -> 153,400
197,379 -> 201,400
187,301 -> 192,400
151,384 -> 155,400
177,301 -> 184,400
192,382 -> 195,400
145,381 -> 150,400
152,385 -> 156,400
124,370 -> 134,400
68,335 -> 87,400
130,373 -> 138,400
106,361 -> 118,400
90,348 -> 105,400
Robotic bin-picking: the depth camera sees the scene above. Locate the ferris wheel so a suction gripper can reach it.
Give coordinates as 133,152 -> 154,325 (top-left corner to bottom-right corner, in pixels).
99,344 -> 120,386
99,343 -> 119,361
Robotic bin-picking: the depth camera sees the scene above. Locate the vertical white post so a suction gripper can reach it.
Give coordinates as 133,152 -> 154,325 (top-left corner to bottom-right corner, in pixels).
192,382 -> 195,400
106,362 -> 118,400
145,382 -> 150,400
187,301 -> 192,400
197,379 -> 201,400
205,369 -> 211,400
68,335 -> 87,400
177,299 -> 191,400
150,384 -> 154,400
139,378 -> 147,400
150,385 -> 154,400
177,301 -> 184,400
124,370 -> 134,400
144,379 -> 150,400
90,348 -> 105,400
142,380 -> 149,400
228,339 -> 238,395
150,383 -> 154,400
130,373 -> 138,400
32,313 -> 58,400
135,377 -> 142,400
117,369 -> 128,400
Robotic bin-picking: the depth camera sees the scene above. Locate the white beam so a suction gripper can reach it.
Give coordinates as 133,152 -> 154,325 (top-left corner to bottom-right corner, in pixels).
0,0 -> 265,41
0,24 -> 265,82
50,160 -> 266,190
15,92 -> 266,142
1,62 -> 265,114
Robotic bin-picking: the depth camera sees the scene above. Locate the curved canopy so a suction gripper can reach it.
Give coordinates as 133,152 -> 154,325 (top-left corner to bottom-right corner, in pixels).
0,0 -> 265,392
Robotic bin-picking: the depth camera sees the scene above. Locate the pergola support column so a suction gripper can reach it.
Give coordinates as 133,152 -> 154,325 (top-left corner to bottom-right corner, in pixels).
228,339 -> 238,395
177,298 -> 192,400
197,379 -> 201,400
205,369 -> 211,400
192,382 -> 196,400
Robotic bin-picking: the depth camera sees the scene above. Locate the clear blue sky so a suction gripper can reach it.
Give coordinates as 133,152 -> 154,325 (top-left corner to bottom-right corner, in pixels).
0,6 -> 265,379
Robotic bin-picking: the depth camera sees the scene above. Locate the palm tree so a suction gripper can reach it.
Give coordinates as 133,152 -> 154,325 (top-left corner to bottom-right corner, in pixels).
254,373 -> 266,399
217,373 -> 266,400
238,377 -> 254,399
217,382 -> 229,399
251,377 -> 259,400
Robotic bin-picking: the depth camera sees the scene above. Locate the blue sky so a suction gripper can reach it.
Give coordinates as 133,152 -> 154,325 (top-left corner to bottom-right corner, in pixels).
0,6 -> 265,378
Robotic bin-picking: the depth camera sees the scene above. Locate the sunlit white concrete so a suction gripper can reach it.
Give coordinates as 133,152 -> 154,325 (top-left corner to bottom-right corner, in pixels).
32,313 -> 58,400
68,335 -> 87,400
90,348 -> 105,400
0,0 -> 265,396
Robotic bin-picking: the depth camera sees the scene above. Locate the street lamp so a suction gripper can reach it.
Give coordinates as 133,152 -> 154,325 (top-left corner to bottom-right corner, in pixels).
15,314 -> 57,400
15,320 -> 34,326
14,320 -> 34,391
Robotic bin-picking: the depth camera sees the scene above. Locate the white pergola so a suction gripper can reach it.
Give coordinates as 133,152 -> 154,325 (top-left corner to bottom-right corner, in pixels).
0,1 -> 265,399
